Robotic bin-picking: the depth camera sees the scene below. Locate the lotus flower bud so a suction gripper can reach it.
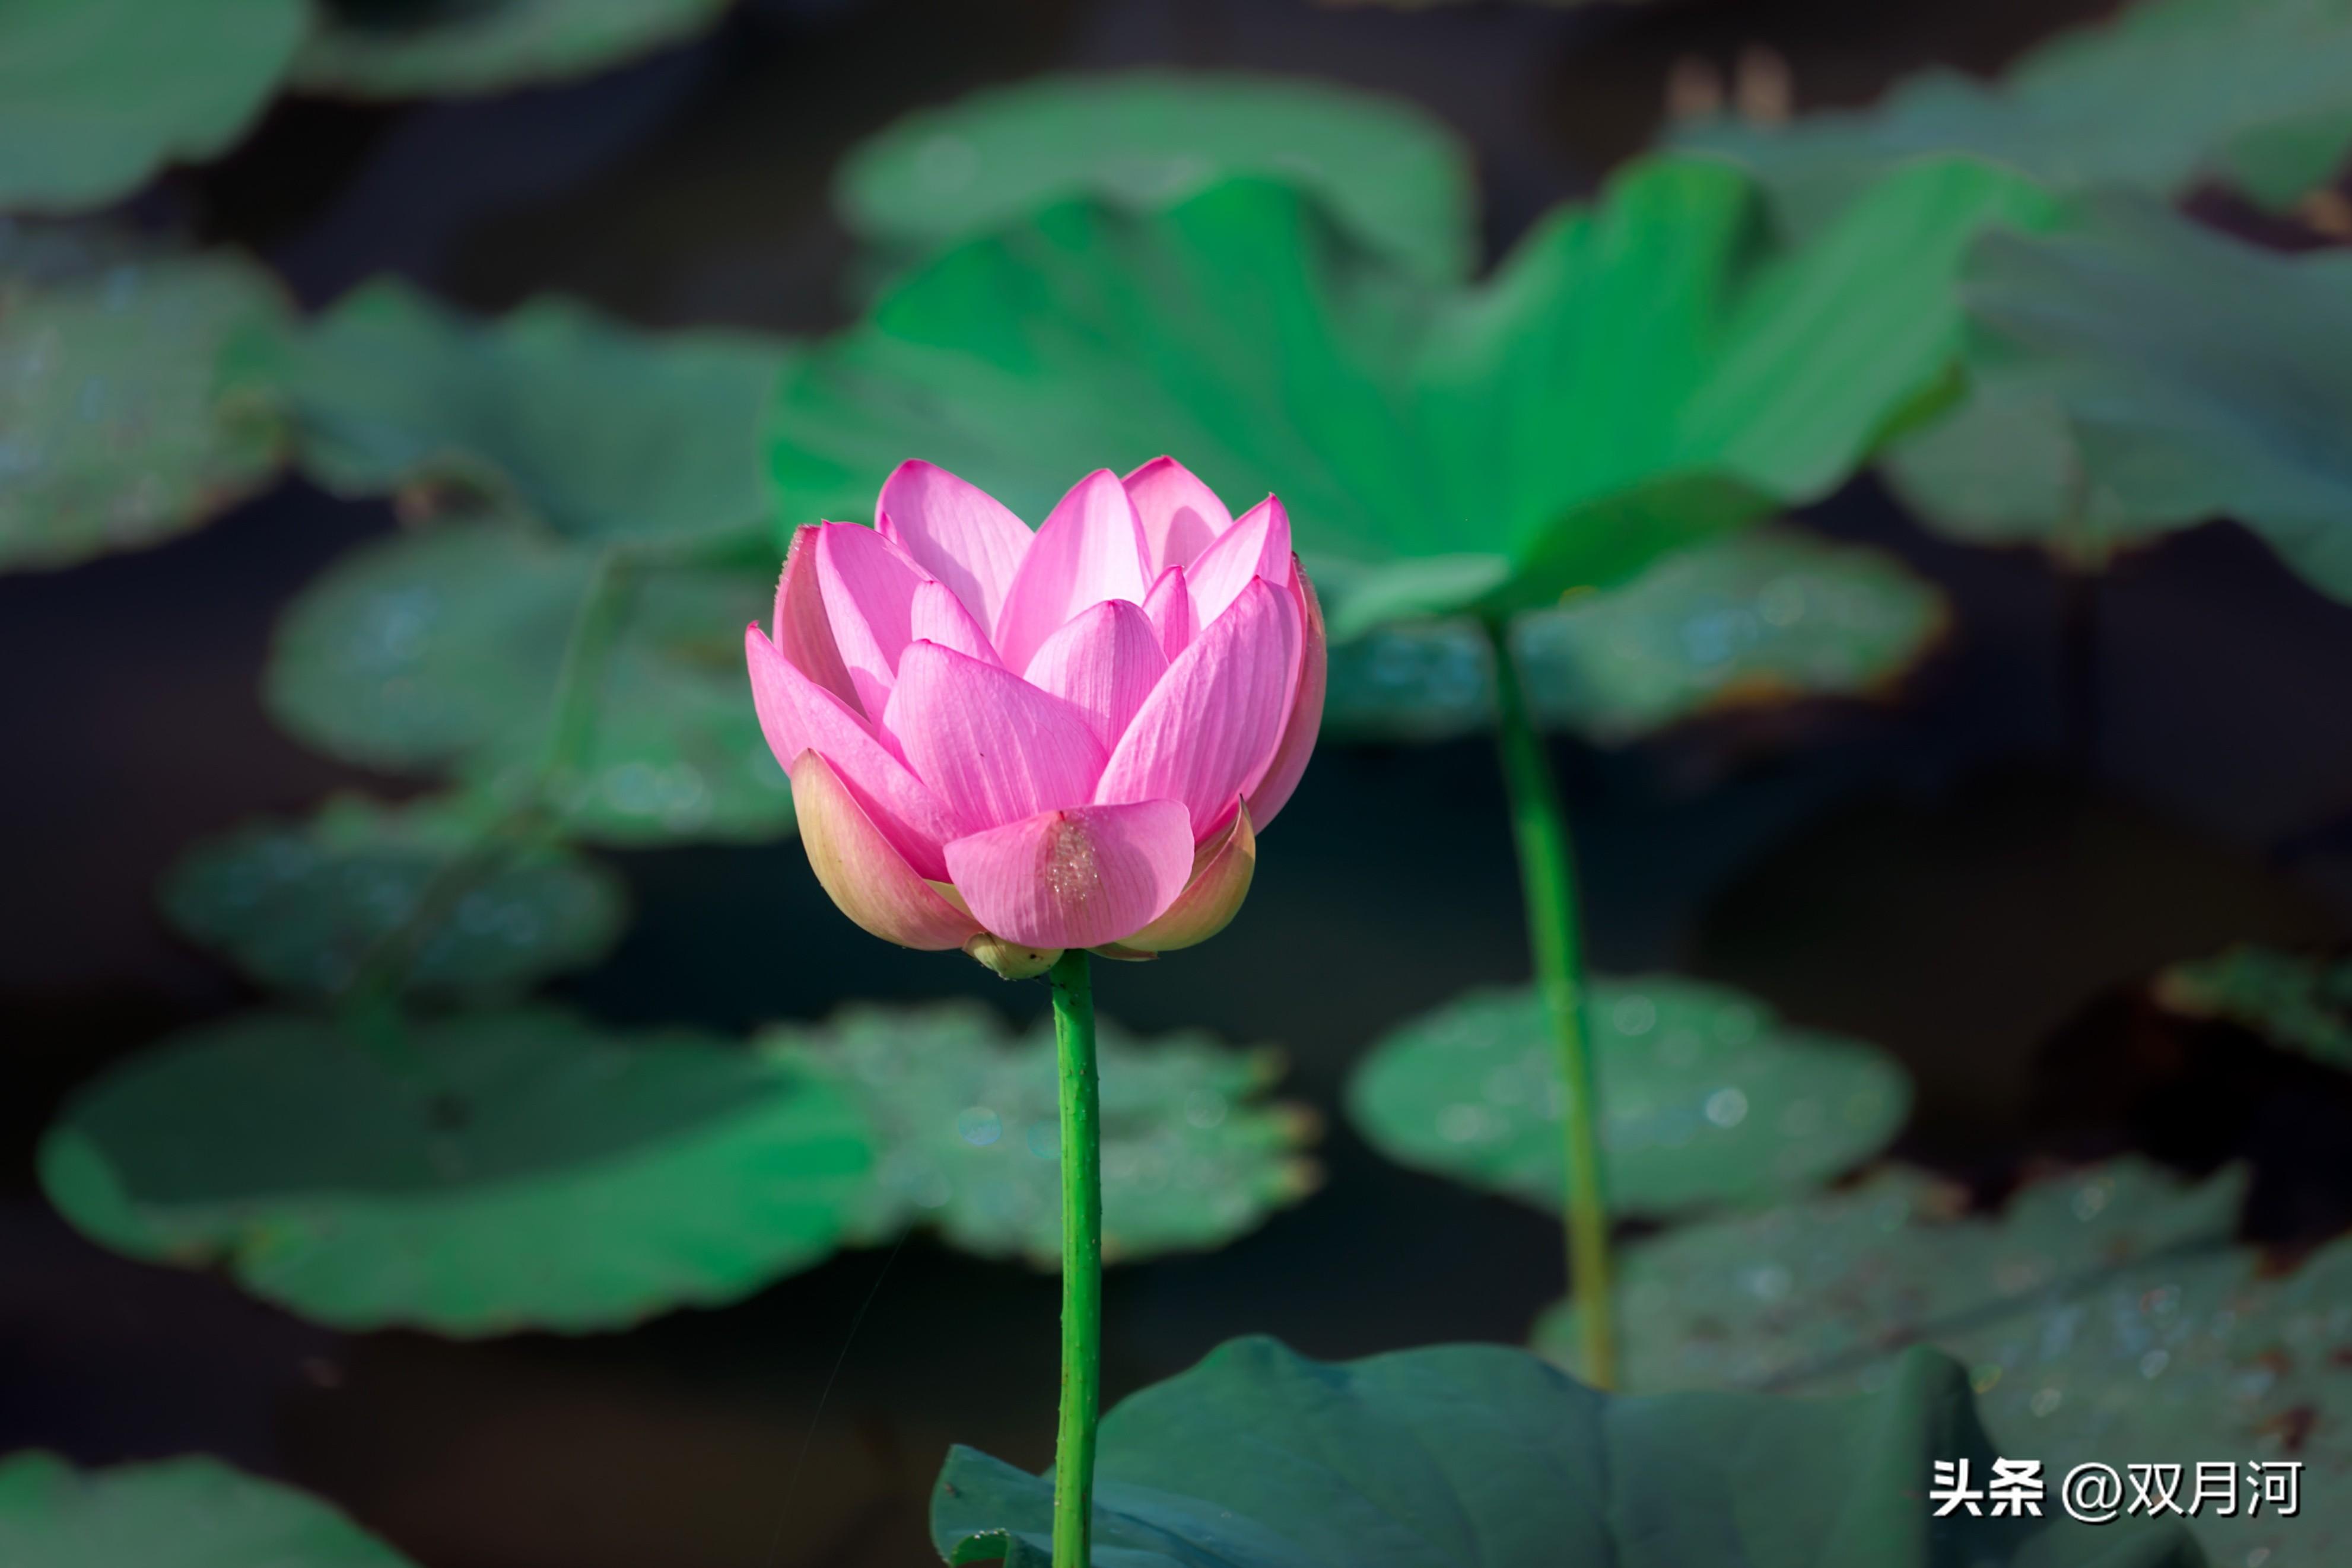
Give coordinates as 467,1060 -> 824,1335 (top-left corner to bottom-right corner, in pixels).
748,459 -> 1324,974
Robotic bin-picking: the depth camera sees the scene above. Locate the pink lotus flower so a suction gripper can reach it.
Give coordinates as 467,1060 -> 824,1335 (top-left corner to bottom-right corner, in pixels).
747,458 -> 1325,977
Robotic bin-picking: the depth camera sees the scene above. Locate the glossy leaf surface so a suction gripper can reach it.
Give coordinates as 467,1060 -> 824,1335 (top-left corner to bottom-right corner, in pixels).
41,1007 -> 876,1334
933,1335 -> 2199,1568
1348,974 -> 1911,1219
769,157 -> 2052,637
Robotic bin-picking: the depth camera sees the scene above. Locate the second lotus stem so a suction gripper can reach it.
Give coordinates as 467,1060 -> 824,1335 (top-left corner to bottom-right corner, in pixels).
1048,948 -> 1103,1567
1484,613 -> 1618,1391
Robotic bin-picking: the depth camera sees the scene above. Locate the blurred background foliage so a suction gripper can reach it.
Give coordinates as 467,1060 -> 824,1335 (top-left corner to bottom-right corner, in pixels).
9,1 -> 2352,1564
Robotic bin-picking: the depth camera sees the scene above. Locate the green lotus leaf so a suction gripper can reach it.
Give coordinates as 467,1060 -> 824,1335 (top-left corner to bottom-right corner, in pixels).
39,1006 -> 876,1335
2156,942 -> 2352,1070
0,1451 -> 418,1568
1347,974 -> 1911,1220
767,155 -> 2055,638
0,0 -> 304,212
1678,0 -> 2352,229
837,71 -> 1477,284
0,235 -> 291,573
933,1335 -> 2200,1568
1325,525 -> 1949,745
293,0 -> 735,100
1946,192 -> 2352,604
159,793 -> 627,1000
765,1001 -> 1318,1265
288,278 -> 787,544
1540,1160 -> 2343,1562
266,521 -> 790,844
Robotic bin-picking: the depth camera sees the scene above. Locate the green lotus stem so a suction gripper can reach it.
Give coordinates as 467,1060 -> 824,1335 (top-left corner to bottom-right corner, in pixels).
1484,614 -> 1617,1391
1048,947 -> 1102,1568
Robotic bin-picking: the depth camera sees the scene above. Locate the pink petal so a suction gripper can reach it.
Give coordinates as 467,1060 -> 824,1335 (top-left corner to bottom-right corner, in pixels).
992,469 -> 1150,672
1121,802 -> 1257,953
1094,575 -> 1302,842
1243,560 -> 1327,832
746,625 -> 960,879
876,460 -> 1034,633
884,640 -> 1108,833
791,750 -> 981,950
1142,564 -> 1197,662
1023,598 -> 1169,750
943,799 -> 1194,950
910,579 -> 1002,667
815,523 -> 927,717
1122,456 -> 1232,576
771,526 -> 860,713
1184,495 -> 1292,626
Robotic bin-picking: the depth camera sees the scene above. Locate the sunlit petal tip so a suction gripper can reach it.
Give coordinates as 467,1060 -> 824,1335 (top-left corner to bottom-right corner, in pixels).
791,752 -> 981,951
1123,456 -> 1234,575
963,933 -> 1061,981
943,798 -> 1194,951
876,460 -> 1033,632
1120,802 -> 1257,953
994,469 -> 1151,670
1243,560 -> 1326,833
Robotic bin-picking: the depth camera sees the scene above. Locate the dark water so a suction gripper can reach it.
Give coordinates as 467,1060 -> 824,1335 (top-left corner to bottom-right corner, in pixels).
7,2 -> 2352,1564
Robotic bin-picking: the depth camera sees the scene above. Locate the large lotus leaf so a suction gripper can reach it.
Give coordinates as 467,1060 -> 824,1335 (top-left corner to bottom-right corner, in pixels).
1539,1160 -> 2343,1563
1679,0 -> 2352,230
159,793 -> 627,1000
0,1451 -> 418,1568
1347,974 -> 1911,1220
837,71 -> 1477,284
932,1335 -> 2200,1568
764,1002 -> 1318,1266
768,157 -> 2055,638
2155,942 -> 2352,1070
39,1006 -> 875,1334
0,239 -> 290,573
1325,525 -> 1947,745
1951,192 -> 2352,605
288,278 -> 787,544
265,522 -> 792,844
1879,370 -> 2210,570
293,0 -> 735,99
0,0 -> 304,212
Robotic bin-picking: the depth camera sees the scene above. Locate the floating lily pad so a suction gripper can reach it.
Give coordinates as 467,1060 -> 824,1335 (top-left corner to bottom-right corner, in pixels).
769,156 -> 2054,639
1347,974 -> 1911,1220
837,71 -> 1477,284
1679,0 -> 2352,229
1,238 -> 290,573
1951,192 -> 2352,605
2156,942 -> 2352,1070
1324,526 -> 1947,745
294,0 -> 735,99
0,0 -> 305,211
267,520 -> 789,845
766,1002 -> 1318,1266
159,794 -> 627,1000
39,1006 -> 876,1334
0,1451 -> 418,1568
289,279 -> 786,543
933,1334 -> 2199,1568
1539,1160 -> 2348,1563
